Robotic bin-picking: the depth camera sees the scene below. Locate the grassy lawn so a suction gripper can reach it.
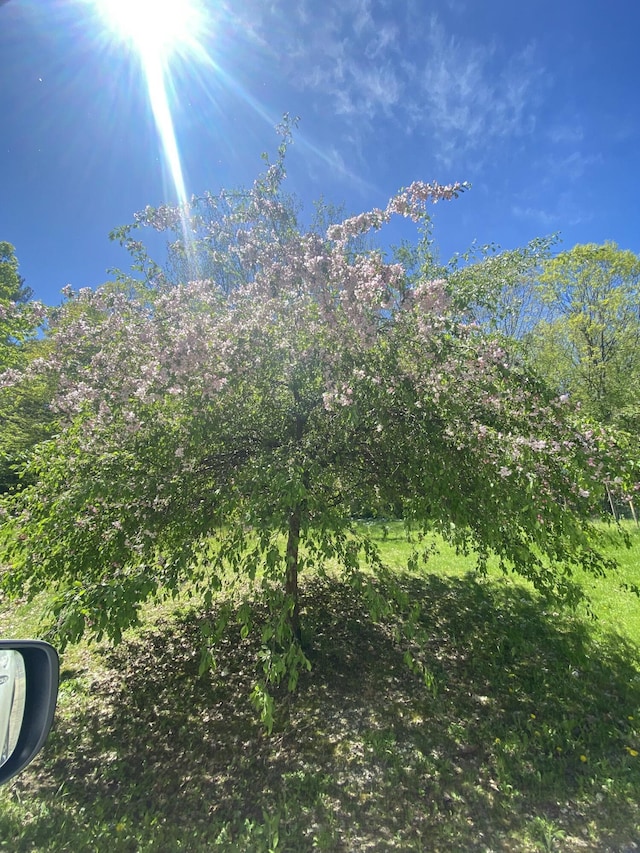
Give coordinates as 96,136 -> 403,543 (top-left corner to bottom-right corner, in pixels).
1,522 -> 639,851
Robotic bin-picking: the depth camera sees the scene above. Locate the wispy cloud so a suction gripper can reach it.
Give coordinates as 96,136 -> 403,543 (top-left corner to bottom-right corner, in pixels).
227,0 -> 552,179
512,204 -> 561,228
243,1 -> 549,169
547,123 -> 584,145
418,20 -> 546,165
512,193 -> 591,229
553,151 -> 602,181
291,2 -> 404,120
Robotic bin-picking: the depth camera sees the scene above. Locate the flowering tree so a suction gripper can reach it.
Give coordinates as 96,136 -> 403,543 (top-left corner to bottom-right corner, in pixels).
0,138 -> 633,716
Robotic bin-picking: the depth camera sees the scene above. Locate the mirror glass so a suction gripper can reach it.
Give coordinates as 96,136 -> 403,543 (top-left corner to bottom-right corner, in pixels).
0,650 -> 26,768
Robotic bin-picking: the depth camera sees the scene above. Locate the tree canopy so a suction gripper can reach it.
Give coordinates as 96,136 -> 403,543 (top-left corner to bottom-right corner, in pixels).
0,241 -> 40,369
0,140 -> 635,719
531,242 -> 640,433
0,243 -> 52,492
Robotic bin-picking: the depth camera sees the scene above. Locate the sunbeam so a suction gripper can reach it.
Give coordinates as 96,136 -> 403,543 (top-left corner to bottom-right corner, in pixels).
138,46 -> 188,209
93,0 -> 210,275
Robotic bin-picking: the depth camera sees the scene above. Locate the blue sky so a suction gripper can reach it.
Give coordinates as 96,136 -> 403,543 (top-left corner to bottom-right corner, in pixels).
1,0 -> 639,306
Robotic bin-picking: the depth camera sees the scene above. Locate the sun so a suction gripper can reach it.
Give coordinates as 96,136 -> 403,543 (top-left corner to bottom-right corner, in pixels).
95,0 -> 204,60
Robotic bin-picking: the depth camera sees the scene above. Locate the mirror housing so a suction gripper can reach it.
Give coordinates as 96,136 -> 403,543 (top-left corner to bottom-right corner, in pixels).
0,641 -> 58,785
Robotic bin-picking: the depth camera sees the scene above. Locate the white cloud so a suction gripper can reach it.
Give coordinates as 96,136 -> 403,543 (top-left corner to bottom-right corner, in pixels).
512,193 -> 590,229
418,20 -> 546,165
547,123 -> 584,145
554,151 -> 602,181
233,1 -> 549,170
512,204 -> 560,227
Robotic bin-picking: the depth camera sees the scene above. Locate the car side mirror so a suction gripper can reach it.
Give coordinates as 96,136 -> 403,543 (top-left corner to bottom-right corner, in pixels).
0,640 -> 59,785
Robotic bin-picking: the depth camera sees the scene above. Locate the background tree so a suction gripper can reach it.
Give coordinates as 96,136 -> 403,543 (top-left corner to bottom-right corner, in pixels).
529,242 -> 640,433
0,241 -> 37,368
0,360 -> 54,493
1,145 -> 634,722
0,243 -> 52,492
446,235 -> 557,337
0,241 -> 32,304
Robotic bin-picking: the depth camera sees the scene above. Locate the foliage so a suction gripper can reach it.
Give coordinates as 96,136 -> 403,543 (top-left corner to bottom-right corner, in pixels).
0,243 -> 51,492
0,242 -> 41,369
0,242 -> 31,307
0,348 -> 56,493
0,130 -> 636,715
531,242 -> 640,433
447,233 -> 558,336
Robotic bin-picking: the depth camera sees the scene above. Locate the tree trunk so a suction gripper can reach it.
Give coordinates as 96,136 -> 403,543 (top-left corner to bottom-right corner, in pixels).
285,385 -> 305,645
285,507 -> 302,644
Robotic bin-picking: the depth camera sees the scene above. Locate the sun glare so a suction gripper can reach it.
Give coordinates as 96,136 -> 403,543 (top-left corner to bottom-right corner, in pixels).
96,0 -> 203,59
94,0 -> 209,273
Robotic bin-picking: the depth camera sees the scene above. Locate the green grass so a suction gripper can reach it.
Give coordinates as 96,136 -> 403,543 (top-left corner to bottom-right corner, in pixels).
1,522 -> 639,851
368,519 -> 640,642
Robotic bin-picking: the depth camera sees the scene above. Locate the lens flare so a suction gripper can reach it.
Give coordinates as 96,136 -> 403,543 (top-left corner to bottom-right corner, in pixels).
97,0 -> 201,58
94,0 -> 209,273
137,46 -> 189,209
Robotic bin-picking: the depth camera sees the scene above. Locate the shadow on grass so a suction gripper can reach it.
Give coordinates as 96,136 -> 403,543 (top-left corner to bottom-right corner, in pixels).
3,573 -> 640,852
